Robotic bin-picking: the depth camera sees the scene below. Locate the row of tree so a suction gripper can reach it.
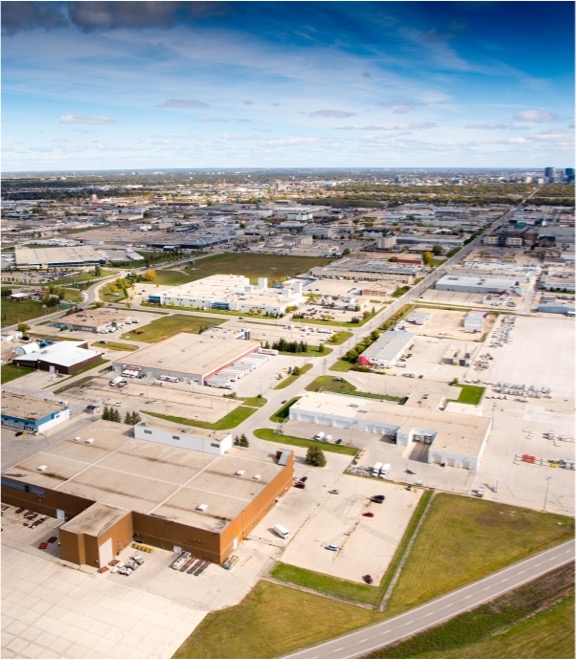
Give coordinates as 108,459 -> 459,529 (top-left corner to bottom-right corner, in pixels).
102,407 -> 141,425
233,434 -> 250,448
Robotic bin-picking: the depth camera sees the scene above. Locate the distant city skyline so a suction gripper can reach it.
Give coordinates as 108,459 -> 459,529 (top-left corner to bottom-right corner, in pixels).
2,1 -> 575,171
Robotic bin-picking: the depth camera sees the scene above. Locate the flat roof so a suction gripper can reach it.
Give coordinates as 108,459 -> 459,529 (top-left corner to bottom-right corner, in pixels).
361,330 -> 415,361
15,343 -> 100,367
1,392 -> 66,421
2,419 -> 286,531
60,502 -> 130,536
15,245 -> 104,266
437,274 -> 519,287
112,333 -> 261,377
292,392 -> 490,457
59,309 -> 132,327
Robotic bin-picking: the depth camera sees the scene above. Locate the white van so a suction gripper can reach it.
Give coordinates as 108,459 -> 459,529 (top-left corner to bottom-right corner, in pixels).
274,524 -> 289,539
314,431 -> 325,441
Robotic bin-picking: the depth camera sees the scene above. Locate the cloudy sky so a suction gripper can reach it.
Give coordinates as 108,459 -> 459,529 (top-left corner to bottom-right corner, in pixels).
1,1 -> 575,171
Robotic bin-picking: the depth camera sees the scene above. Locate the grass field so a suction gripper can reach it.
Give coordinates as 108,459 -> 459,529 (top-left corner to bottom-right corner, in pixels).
1,364 -> 35,384
269,397 -> 301,423
90,340 -> 140,351
385,493 -> 575,616
254,428 -> 359,456
277,345 -> 332,358
327,330 -> 353,345
449,384 -> 485,405
1,296 -> 45,326
184,253 -> 332,283
329,358 -> 353,372
172,580 -> 380,659
273,363 -> 313,390
306,376 -> 404,403
366,566 -> 575,659
120,314 -> 223,342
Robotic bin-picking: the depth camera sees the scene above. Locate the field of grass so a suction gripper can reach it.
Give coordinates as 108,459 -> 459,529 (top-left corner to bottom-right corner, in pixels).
172,580 -> 379,659
277,345 -> 332,358
151,269 -> 192,286
326,330 -> 353,345
1,364 -> 35,384
385,493 -> 575,616
1,296 -> 45,326
306,375 -> 356,394
448,384 -> 485,405
163,253 -> 333,285
145,401 -> 258,431
269,397 -> 301,423
254,428 -> 359,456
91,340 -> 140,351
392,286 -> 411,298
120,314 -> 223,342
367,566 -> 575,659
329,359 -> 352,372
293,307 -> 385,328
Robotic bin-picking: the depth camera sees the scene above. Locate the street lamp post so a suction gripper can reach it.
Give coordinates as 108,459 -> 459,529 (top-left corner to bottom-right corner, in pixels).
543,475 -> 552,512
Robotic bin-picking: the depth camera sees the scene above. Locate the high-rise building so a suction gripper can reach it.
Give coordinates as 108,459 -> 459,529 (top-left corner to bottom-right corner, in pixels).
544,167 -> 555,180
565,167 -> 575,183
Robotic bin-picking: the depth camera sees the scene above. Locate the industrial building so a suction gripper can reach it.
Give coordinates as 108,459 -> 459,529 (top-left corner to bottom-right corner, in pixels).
134,417 -> 233,455
435,274 -> 523,295
14,246 -> 106,269
358,330 -> 415,368
52,309 -> 134,333
289,392 -> 490,470
111,332 -> 262,385
1,392 -> 70,434
147,274 -> 304,316
12,340 -> 103,375
0,420 -> 294,567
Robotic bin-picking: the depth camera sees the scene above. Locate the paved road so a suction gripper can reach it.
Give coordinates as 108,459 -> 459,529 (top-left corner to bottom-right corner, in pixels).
284,538 -> 575,659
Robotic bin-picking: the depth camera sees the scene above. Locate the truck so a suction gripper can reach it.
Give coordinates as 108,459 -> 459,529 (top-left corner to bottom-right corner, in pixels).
314,431 -> 325,441
372,462 -> 383,477
379,463 -> 391,478
109,376 -> 123,386
273,524 -> 289,539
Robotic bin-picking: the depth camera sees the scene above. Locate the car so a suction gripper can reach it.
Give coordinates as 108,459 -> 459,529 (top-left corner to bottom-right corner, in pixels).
370,497 -> 384,504
47,536 -> 58,543
299,476 -> 308,483
324,544 -> 340,552
329,489 -> 340,495
362,512 -> 375,517
372,494 -> 385,501
363,574 -> 374,584
405,484 -> 412,491
281,400 -> 287,404
38,542 -> 48,550
335,439 -> 342,444
138,374 -> 147,379
294,482 -> 306,489
132,554 -> 144,565
15,508 -> 25,514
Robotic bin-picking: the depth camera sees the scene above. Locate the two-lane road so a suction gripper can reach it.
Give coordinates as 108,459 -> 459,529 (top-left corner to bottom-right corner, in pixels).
285,539 -> 574,659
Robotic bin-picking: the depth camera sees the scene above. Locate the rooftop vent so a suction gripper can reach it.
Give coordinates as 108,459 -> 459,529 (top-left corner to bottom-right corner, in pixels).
235,469 -> 246,476
37,465 -> 48,472
85,438 -> 95,444
253,474 -> 261,480
196,504 -> 208,512
73,436 -> 81,442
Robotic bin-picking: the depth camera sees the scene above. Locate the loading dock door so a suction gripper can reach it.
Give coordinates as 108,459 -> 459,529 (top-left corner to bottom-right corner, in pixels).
98,538 -> 113,568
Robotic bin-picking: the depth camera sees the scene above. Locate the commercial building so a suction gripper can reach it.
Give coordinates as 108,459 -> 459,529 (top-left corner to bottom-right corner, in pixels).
13,340 -> 103,375
148,274 -> 303,316
14,246 -> 106,269
1,392 -> 70,434
435,274 -> 523,295
134,418 -> 233,455
358,331 -> 415,368
0,420 -> 294,566
289,392 -> 490,470
111,332 -> 262,385
52,309 -> 134,333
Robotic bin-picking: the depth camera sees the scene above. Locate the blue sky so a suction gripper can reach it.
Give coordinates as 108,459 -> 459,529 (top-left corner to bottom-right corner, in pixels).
1,1 -> 575,171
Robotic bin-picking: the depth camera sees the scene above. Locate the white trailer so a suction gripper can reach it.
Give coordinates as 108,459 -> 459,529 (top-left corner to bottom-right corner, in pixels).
274,524 -> 289,539
379,463 -> 391,478
372,462 -> 383,477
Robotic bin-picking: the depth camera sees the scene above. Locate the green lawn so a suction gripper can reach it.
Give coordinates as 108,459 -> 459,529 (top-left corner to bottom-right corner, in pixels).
254,428 -> 359,456
1,364 -> 35,384
293,307 -> 385,328
277,345 -> 332,358
151,269 -> 193,286
385,493 -> 575,616
1,296 -> 45,326
269,398 -> 301,423
326,330 -> 353,345
172,580 -> 379,659
180,253 -> 333,283
448,384 -> 485,405
274,363 -> 313,389
329,358 -> 353,372
392,286 -> 411,298
120,314 -> 223,342
306,375 -> 356,394
91,340 -> 140,351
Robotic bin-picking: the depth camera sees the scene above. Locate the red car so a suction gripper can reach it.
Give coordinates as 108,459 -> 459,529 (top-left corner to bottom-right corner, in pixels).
294,482 -> 306,489
38,542 -> 48,550
362,512 -> 375,518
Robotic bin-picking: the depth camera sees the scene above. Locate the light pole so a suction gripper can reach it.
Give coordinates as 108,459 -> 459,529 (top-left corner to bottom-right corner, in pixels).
543,475 -> 552,512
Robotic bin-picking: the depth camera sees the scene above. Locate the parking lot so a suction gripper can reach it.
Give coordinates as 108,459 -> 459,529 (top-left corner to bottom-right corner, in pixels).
403,307 -> 493,341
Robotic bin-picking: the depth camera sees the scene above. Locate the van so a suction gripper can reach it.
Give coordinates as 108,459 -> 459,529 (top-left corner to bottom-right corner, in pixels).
109,376 -> 122,386
274,524 -> 289,539
314,431 -> 325,441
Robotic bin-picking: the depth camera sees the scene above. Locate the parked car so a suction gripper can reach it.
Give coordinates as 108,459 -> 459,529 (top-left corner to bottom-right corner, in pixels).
294,482 -> 306,489
363,574 -> 374,584
329,489 -> 340,495
324,544 -> 340,552
15,431 -> 24,437
47,536 -> 58,544
299,476 -> 308,483
370,497 -> 384,504
132,554 -> 144,565
362,512 -> 375,518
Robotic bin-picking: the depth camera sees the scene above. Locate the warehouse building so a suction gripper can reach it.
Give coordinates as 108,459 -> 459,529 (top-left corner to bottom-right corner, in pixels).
14,246 -> 106,269
52,309 -> 134,333
13,340 -> 103,375
0,420 -> 294,566
435,274 -> 523,295
148,274 -> 304,316
358,330 -> 415,368
111,332 -> 262,385
1,392 -> 70,434
134,417 -> 233,455
289,392 -> 490,470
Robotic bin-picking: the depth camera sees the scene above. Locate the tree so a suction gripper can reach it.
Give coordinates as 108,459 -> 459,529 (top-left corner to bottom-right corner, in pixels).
233,435 -> 240,446
94,265 -> 102,277
17,322 -> 30,334
131,411 -> 141,425
143,268 -> 157,282
102,406 -> 111,421
432,244 -> 444,256
239,434 -> 249,448
292,366 -> 301,376
124,412 -> 132,425
305,446 -> 327,467
422,250 -> 434,267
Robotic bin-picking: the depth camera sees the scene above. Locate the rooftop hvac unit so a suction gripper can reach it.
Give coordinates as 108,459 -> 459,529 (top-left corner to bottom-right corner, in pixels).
235,470 -> 245,476
37,465 -> 48,472
253,474 -> 261,480
196,504 -> 208,512
74,436 -> 81,442
85,438 -> 95,444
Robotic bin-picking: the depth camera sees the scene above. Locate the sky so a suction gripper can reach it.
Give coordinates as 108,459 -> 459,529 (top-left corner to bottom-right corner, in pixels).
1,1 -> 575,171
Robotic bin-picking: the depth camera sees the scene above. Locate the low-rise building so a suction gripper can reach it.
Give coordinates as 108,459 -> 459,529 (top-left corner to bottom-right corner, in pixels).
1,392 -> 70,434
435,274 -> 523,295
358,330 -> 415,368
12,340 -> 102,375
52,309 -> 134,333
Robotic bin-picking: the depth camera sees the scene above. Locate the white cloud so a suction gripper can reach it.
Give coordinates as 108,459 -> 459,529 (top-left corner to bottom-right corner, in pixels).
308,109 -> 356,118
513,109 -> 558,123
158,98 -> 210,109
464,122 -> 522,130
59,114 -> 115,125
